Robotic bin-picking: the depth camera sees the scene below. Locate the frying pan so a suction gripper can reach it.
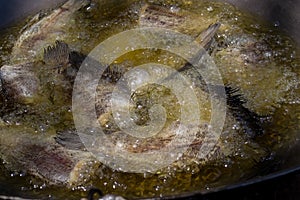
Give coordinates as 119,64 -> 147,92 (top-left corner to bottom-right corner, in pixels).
0,0 -> 299,199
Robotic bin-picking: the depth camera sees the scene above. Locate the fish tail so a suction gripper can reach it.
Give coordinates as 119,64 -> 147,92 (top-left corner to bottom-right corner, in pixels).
195,22 -> 221,49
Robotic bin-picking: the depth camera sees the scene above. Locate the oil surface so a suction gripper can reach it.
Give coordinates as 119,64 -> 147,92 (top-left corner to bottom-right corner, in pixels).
0,0 -> 299,199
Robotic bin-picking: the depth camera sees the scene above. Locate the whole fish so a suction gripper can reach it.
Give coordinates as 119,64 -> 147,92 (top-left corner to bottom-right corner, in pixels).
92,3 -> 266,174
139,3 -> 299,115
0,40 -> 101,187
10,0 -> 90,64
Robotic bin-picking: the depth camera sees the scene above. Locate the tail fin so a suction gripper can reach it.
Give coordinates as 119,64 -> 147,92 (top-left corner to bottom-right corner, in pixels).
195,22 -> 221,50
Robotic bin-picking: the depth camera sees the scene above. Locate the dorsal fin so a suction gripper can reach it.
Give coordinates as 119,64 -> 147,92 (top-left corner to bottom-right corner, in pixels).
225,85 -> 265,138
43,40 -> 70,65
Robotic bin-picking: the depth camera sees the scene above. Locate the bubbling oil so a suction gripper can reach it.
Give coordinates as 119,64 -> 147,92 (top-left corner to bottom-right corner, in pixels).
0,0 -> 299,199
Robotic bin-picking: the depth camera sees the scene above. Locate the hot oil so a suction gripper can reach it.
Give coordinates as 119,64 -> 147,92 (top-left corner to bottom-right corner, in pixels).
0,0 -> 299,199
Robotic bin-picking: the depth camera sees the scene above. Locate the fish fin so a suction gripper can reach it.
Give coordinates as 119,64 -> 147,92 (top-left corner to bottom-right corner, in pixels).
225,85 -> 266,137
55,130 -> 86,151
43,40 -> 70,66
195,22 -> 221,50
